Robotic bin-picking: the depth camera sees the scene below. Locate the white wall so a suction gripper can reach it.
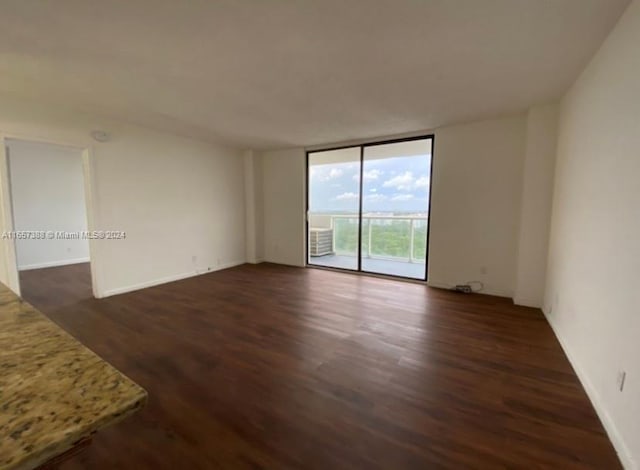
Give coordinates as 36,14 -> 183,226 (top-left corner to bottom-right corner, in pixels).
428,115 -> 526,297
260,148 -> 306,267
259,115 -> 529,297
243,150 -> 265,263
544,1 -> 640,467
513,104 -> 559,307
254,155 -> 265,262
7,139 -> 90,270
0,95 -> 246,297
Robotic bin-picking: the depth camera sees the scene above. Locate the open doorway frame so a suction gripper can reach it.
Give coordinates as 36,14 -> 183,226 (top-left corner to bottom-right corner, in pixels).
0,134 -> 104,298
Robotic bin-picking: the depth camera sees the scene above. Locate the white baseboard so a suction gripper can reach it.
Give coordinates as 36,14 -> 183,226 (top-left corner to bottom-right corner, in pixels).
101,260 -> 245,298
215,260 -> 246,271
513,296 -> 542,308
264,258 -> 305,268
427,279 -> 512,299
19,257 -> 90,271
543,308 -> 636,470
427,280 -> 454,290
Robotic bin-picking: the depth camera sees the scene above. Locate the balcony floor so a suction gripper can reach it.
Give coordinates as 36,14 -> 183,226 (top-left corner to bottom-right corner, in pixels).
309,254 -> 426,280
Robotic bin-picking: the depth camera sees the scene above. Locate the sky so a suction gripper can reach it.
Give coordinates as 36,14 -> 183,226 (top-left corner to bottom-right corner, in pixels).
309,154 -> 431,213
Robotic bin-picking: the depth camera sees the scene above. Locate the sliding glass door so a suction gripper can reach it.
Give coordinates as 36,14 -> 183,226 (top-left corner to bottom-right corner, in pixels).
307,136 -> 433,281
360,139 -> 432,279
307,147 -> 361,271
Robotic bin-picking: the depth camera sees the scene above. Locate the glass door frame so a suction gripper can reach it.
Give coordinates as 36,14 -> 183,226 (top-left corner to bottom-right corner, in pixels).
305,134 -> 435,282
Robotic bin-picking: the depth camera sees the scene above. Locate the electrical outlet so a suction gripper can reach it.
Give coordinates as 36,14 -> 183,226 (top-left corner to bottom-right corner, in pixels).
617,371 -> 626,392
191,255 -> 197,264
480,266 -> 487,275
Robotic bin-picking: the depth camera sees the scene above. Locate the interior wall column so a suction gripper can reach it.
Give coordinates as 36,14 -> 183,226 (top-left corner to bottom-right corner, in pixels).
513,103 -> 559,307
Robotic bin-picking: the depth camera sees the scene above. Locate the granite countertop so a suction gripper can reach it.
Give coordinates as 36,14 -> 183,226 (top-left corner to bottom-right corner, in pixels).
0,283 -> 147,470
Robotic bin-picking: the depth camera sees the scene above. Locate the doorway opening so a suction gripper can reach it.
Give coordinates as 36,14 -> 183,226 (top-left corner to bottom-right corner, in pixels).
2,138 -> 97,303
306,135 -> 434,281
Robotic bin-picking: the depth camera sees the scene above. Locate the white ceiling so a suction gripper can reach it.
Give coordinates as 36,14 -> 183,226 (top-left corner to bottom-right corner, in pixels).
0,0 -> 630,150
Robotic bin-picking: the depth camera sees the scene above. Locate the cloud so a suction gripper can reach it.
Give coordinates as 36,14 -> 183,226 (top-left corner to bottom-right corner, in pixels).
382,172 -> 430,192
415,175 -> 430,189
335,192 -> 359,200
391,194 -> 414,201
365,194 -> 387,202
329,168 -> 343,179
369,188 -> 377,192
354,169 -> 384,182
383,171 -> 415,191
311,166 -> 345,182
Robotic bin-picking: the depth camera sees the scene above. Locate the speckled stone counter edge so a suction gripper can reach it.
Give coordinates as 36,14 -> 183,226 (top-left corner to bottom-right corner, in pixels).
0,284 -> 147,470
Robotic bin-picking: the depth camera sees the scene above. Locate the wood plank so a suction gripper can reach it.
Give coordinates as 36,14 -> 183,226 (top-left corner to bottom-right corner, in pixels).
18,262 -> 621,469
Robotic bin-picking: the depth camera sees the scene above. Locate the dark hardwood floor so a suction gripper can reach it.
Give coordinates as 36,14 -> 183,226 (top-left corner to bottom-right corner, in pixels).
18,263 -> 620,469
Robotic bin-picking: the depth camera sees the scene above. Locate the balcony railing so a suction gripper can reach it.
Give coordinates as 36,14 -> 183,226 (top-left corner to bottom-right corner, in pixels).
316,214 -> 428,264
